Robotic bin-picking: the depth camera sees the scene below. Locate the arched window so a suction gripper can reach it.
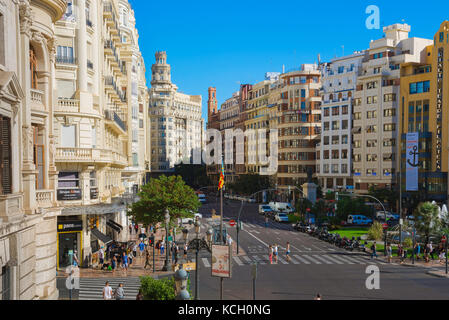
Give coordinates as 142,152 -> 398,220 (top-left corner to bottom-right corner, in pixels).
30,45 -> 38,89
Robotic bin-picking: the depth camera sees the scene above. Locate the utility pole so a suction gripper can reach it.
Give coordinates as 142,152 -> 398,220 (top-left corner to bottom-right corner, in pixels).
252,262 -> 257,300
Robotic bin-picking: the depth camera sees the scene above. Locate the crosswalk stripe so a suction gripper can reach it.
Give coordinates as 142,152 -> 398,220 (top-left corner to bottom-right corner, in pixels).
331,255 -> 355,264
344,255 -> 366,264
252,255 -> 266,265
322,254 -> 344,264
288,256 -> 300,264
277,256 -> 288,264
242,256 -> 252,263
349,256 -> 371,264
313,255 -> 332,264
79,278 -> 140,300
233,256 -> 243,266
202,258 -> 211,267
300,255 -> 322,264
293,255 -> 311,264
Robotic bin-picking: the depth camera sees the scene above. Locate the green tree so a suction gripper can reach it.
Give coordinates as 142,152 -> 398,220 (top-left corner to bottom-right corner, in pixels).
296,198 -> 313,221
174,164 -> 211,190
335,195 -> 372,221
228,174 -> 272,196
312,200 -> 328,224
128,175 -> 200,227
413,202 -> 440,243
368,186 -> 398,212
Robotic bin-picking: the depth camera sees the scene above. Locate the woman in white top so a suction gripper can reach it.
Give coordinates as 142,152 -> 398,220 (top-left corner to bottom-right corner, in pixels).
273,244 -> 278,264
103,281 -> 113,300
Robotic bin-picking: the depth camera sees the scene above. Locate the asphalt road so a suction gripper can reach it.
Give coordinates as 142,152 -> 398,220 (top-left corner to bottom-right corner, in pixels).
187,196 -> 449,300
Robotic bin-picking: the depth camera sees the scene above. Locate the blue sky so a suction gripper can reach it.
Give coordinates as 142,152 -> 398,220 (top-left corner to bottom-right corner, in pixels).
129,0 -> 449,122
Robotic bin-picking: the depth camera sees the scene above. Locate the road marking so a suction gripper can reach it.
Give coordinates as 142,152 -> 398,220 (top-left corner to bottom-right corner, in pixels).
242,256 -> 252,263
322,254 -> 344,264
277,256 -> 289,264
233,256 -> 243,266
252,255 -> 266,265
313,255 -> 333,264
244,229 -> 269,247
303,246 -> 312,251
300,255 -> 322,264
252,230 -> 261,234
293,255 -> 310,264
331,255 -> 354,264
344,255 -> 366,264
288,256 -> 300,264
202,258 -> 210,267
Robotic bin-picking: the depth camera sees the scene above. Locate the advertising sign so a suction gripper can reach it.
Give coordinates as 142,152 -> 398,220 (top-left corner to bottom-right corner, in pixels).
90,188 -> 99,200
406,132 -> 419,191
58,220 -> 83,232
57,189 -> 82,201
211,244 -> 232,278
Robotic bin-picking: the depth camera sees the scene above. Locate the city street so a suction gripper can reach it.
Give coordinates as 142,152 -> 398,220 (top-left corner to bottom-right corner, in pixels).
183,196 -> 449,300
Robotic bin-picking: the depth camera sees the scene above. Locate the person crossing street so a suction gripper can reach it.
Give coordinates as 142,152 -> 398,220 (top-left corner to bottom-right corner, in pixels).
286,242 -> 291,262
273,244 -> 279,264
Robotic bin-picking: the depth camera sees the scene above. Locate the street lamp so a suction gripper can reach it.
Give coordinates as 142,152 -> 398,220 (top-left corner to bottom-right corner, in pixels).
182,228 -> 189,243
162,209 -> 171,271
175,266 -> 190,300
206,228 -> 213,248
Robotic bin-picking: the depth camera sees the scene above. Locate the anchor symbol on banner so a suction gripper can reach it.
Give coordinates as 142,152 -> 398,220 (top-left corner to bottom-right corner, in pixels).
407,145 -> 420,168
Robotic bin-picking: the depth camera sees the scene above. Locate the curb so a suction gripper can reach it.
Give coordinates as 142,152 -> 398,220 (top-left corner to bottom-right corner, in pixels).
426,270 -> 449,278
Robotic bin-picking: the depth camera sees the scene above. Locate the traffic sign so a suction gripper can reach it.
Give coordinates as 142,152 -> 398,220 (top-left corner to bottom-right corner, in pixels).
229,219 -> 236,227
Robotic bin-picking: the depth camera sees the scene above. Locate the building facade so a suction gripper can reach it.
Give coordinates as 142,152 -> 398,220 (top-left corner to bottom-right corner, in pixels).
352,23 -> 432,193
317,52 -> 365,192
0,0 -> 67,300
148,51 -> 204,176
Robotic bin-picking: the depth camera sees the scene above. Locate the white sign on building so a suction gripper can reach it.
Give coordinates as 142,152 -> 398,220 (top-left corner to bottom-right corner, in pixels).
211,244 -> 232,278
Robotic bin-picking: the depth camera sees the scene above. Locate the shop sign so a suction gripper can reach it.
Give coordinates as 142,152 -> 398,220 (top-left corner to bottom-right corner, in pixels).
90,188 -> 99,200
58,220 -> 83,232
57,189 -> 82,201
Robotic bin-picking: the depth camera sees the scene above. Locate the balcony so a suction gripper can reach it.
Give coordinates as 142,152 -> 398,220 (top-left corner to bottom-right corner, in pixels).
55,98 -> 80,113
36,190 -> 54,208
105,109 -> 127,134
56,56 -> 77,65
56,148 -> 95,162
30,88 -> 45,112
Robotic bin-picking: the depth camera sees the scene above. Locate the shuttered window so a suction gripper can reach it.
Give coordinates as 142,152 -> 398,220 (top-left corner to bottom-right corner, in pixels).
0,116 -> 12,194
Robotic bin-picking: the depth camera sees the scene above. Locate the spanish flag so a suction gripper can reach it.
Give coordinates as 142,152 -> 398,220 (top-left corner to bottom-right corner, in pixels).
218,160 -> 225,190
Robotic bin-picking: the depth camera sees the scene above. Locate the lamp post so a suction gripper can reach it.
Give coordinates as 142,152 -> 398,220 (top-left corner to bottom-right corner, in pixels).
162,209 -> 171,271
175,266 -> 190,300
194,219 -> 200,300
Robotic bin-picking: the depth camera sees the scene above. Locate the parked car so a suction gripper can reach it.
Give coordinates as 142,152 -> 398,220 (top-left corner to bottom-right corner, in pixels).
259,204 -> 273,215
347,214 -> 373,225
274,212 -> 289,223
269,202 -> 295,214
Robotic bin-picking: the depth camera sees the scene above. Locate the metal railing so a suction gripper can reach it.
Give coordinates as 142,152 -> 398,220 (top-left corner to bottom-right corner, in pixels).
56,56 -> 77,64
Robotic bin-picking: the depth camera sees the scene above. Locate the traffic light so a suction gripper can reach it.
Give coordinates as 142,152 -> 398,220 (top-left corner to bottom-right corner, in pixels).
149,236 -> 154,246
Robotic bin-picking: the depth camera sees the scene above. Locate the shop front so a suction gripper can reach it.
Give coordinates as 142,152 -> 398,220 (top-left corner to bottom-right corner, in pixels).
57,219 -> 83,270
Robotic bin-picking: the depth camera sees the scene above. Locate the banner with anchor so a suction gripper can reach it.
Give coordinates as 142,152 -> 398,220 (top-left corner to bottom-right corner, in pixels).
406,132 -> 419,191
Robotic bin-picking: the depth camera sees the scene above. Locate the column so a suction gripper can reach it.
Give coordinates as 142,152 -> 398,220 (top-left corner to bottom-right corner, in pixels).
76,0 -> 87,92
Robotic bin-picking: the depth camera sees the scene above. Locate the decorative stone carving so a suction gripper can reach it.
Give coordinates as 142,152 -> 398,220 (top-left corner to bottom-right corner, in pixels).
48,135 -> 56,165
19,0 -> 33,36
47,37 -> 56,64
22,125 -> 33,161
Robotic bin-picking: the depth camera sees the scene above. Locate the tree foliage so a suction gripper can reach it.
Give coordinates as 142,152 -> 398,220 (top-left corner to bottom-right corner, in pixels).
413,202 -> 440,242
128,175 -> 200,227
227,174 -> 272,196
174,164 -> 211,190
367,221 -> 384,240
368,186 -> 398,212
335,195 -> 372,221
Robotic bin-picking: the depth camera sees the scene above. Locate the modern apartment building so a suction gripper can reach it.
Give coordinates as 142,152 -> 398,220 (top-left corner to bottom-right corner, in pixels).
52,0 -> 149,270
148,51 -> 204,175
277,65 -> 321,190
399,21 -> 449,205
352,23 -> 433,193
0,0 -> 67,300
317,52 -> 365,192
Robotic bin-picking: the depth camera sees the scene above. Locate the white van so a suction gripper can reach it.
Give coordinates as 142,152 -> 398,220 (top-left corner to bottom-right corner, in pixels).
268,202 -> 295,214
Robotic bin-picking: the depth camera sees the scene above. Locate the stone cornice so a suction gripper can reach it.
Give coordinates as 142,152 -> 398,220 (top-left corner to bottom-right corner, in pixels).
31,0 -> 67,22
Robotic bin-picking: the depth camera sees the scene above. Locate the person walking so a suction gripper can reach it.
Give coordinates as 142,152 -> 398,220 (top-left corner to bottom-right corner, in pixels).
314,293 -> 322,300
103,281 -> 113,300
415,243 -> 421,260
144,249 -> 152,270
122,252 -> 128,275
265,215 -> 269,228
114,283 -> 125,300
183,243 -> 188,261
386,243 -> 392,263
111,255 -> 117,274
129,224 -> 133,235
173,244 -> 179,265
128,249 -> 133,267
160,240 -> 165,256
73,250 -> 79,267
138,240 -> 145,260
269,245 -> 273,264
99,246 -> 105,270
274,244 -> 279,264
429,242 -> 435,261
286,242 -> 291,262
424,243 -> 430,263
136,290 -> 144,300
132,243 -> 138,258
134,224 -> 139,234
370,241 -> 378,259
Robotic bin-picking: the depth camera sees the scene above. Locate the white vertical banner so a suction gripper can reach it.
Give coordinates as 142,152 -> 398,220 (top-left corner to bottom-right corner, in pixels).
406,132 -> 419,191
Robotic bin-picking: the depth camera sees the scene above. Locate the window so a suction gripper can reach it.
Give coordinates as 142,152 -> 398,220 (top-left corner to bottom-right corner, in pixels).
33,126 -> 44,190
332,121 -> 339,130
341,105 -> 349,115
410,81 -> 430,94
354,140 -> 361,148
2,266 -> 11,300
323,122 -> 329,131
366,169 -> 377,176
332,136 -> 339,145
342,120 -> 348,130
332,150 -> 339,159
323,150 -> 329,159
353,112 -> 361,120
373,67 -> 381,74
0,116 -> 12,195
367,81 -> 377,89
301,89 -> 306,98
384,109 -> 396,117
366,140 -> 377,148
341,149 -> 348,159
367,111 -> 377,119
367,154 -> 377,162
61,124 -> 76,147
383,139 -> 395,147
384,93 -> 396,102
332,164 -> 339,173
366,125 -> 377,133
332,107 -> 339,116
353,154 -> 361,162
342,135 -> 348,144
324,108 -> 329,117
132,153 -> 138,166
354,98 -> 361,106
58,172 -> 80,189
323,136 -> 329,145
323,164 -> 329,173
338,66 -> 345,74
383,124 -> 396,132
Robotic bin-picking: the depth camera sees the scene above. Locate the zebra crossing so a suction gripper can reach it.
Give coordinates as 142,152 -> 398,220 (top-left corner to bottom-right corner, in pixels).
78,277 -> 141,300
197,253 -> 387,268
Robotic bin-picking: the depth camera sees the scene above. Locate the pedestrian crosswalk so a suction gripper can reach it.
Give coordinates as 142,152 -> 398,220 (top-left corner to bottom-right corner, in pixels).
194,253 -> 389,268
79,277 -> 141,300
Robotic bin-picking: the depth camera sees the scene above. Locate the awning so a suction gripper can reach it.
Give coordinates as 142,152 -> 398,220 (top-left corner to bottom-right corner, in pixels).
106,220 -> 121,233
108,219 -> 123,230
91,228 -> 113,245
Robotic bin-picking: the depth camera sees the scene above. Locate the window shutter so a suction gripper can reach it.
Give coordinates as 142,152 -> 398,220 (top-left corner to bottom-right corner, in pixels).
0,117 -> 12,194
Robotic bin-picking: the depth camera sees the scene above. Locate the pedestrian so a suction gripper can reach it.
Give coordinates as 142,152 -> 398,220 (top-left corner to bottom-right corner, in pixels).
136,289 -> 144,300
132,243 -> 137,258
184,243 -> 188,261
286,242 -> 291,262
114,283 -> 125,300
139,240 -> 145,259
273,244 -> 279,264
269,245 -> 273,264
314,293 -> 322,300
386,243 -> 392,263
144,249 -> 151,270
111,255 -> 117,274
227,235 -> 233,247
103,281 -> 113,300
135,224 -> 139,234
122,251 -> 128,274
173,244 -> 179,264
402,247 -> 407,264
129,224 -> 132,235
424,243 -> 430,263
439,251 -> 446,264
415,243 -> 421,260
370,241 -> 378,259
265,215 -> 269,228
128,250 -> 133,266
99,246 -> 105,270
429,242 -> 435,261
73,250 -> 79,267
160,240 -> 165,256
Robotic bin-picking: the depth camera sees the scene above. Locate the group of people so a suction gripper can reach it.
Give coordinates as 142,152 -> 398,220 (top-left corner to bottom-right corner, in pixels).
268,242 -> 291,264
370,240 -> 447,264
102,281 -> 144,300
